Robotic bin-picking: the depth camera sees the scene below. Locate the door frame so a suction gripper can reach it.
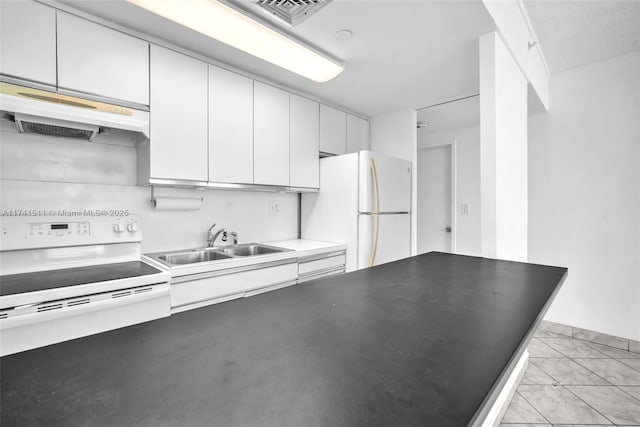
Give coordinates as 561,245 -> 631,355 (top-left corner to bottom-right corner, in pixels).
417,139 -> 457,253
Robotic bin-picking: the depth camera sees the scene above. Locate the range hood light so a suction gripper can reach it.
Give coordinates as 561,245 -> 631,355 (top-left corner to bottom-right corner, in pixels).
126,0 -> 344,83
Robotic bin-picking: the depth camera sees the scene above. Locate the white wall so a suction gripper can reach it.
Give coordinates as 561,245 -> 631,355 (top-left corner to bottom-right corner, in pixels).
0,121 -> 298,253
418,125 -> 481,256
529,51 -> 640,341
370,109 -> 418,255
479,32 -> 528,262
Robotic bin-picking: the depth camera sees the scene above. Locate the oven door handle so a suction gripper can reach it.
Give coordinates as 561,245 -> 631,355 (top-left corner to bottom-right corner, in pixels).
0,286 -> 169,330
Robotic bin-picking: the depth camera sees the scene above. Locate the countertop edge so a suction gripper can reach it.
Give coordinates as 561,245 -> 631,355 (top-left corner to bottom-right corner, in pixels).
468,268 -> 569,426
142,239 -> 346,277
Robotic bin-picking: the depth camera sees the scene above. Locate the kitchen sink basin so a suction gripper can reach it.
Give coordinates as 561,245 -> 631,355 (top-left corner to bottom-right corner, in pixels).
220,244 -> 287,257
157,250 -> 233,265
146,243 -> 290,267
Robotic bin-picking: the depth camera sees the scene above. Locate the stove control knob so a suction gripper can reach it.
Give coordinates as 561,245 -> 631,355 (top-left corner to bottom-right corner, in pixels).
113,223 -> 125,233
127,223 -> 139,233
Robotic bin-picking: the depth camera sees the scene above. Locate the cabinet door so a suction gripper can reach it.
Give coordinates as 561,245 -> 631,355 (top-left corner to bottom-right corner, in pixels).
319,104 -> 346,155
57,12 -> 149,105
149,45 -> 208,182
346,114 -> 370,153
0,1 -> 56,86
290,94 -> 319,188
254,82 -> 290,186
209,66 -> 253,184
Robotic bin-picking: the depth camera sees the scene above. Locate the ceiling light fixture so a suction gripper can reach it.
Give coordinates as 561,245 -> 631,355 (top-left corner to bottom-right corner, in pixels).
126,0 -> 344,83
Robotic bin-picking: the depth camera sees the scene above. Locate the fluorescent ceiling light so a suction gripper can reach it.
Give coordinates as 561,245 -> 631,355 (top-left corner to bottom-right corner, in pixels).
126,0 -> 344,83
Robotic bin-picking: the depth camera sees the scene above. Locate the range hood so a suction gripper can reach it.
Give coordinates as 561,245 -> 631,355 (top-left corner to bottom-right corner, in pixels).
0,82 -> 150,141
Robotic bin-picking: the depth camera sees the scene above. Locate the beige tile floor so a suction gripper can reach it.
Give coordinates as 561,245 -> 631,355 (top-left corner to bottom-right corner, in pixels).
500,329 -> 640,427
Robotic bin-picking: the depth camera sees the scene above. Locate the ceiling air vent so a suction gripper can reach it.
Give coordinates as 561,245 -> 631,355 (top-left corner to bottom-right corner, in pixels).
252,0 -> 333,26
13,113 -> 100,141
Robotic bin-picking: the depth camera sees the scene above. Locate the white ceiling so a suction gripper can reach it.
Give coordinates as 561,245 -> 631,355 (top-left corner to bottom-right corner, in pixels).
523,0 -> 640,73
416,95 -> 479,134
57,0 -> 495,118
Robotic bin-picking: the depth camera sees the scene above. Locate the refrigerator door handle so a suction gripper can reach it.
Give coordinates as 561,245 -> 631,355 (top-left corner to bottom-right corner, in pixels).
369,158 -> 380,267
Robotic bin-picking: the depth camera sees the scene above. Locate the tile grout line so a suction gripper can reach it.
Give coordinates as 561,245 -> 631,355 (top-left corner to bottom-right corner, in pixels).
536,337 -> 611,359
524,335 -> 613,426
617,359 -> 640,375
526,331 -> 640,426
532,337 -> 570,358
569,324 -> 631,352
571,355 -> 640,384
514,390 -> 554,425
556,346 -> 636,425
562,384 -> 617,426
579,337 -> 639,356
527,358 -> 563,386
540,321 -> 640,355
615,385 -> 640,403
542,337 -> 620,359
564,355 -> 614,386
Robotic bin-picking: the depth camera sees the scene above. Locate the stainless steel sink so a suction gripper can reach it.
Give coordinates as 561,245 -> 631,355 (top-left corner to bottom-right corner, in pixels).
146,243 -> 290,267
157,250 -> 232,265
220,244 -> 287,257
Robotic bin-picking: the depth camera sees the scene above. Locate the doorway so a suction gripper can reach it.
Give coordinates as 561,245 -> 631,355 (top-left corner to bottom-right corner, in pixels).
417,142 -> 455,254
415,94 -> 481,256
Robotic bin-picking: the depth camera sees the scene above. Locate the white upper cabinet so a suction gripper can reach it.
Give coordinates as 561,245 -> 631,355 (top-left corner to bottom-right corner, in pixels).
209,66 -> 254,184
149,46 -> 208,182
0,1 -> 56,86
290,95 -> 319,189
57,12 -> 149,105
254,82 -> 290,186
319,104 -> 346,155
346,114 -> 370,153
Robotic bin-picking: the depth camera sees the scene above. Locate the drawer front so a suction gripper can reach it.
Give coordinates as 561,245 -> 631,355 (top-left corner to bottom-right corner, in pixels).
171,262 -> 297,309
299,254 -> 346,276
298,267 -> 344,284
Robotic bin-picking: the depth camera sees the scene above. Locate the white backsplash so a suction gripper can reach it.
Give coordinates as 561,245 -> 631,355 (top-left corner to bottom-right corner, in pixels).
0,119 -> 299,253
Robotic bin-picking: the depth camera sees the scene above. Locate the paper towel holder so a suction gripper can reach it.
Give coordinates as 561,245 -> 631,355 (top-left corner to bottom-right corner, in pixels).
150,186 -> 204,208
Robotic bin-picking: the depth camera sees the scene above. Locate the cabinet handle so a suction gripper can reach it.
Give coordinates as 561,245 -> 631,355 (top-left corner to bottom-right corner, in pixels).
369,158 -> 380,267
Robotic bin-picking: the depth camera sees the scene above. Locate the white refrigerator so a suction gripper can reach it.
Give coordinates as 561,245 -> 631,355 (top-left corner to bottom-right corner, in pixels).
302,151 -> 412,272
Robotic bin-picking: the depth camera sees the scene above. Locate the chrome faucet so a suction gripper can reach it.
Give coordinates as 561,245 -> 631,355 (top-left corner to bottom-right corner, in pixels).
230,231 -> 238,245
207,224 -> 227,247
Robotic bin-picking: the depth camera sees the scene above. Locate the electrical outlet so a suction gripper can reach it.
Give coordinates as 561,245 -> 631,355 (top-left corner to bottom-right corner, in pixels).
268,200 -> 281,216
462,203 -> 471,215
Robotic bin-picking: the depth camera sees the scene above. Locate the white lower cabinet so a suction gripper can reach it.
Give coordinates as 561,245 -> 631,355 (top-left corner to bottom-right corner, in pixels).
170,260 -> 297,312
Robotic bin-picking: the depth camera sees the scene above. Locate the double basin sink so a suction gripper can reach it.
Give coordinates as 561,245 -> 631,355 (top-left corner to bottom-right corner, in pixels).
147,243 -> 291,267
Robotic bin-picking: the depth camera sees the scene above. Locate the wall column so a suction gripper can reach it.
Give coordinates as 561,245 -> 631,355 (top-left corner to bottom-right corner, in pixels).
479,32 -> 528,261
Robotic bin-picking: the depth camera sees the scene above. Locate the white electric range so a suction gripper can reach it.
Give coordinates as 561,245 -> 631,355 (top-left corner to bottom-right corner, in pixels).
0,215 -> 170,356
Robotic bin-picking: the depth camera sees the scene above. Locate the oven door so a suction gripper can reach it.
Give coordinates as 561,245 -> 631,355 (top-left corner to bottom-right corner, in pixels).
0,282 -> 170,356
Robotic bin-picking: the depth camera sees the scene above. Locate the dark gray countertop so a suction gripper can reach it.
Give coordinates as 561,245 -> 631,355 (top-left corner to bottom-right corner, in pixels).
0,252 -> 566,427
